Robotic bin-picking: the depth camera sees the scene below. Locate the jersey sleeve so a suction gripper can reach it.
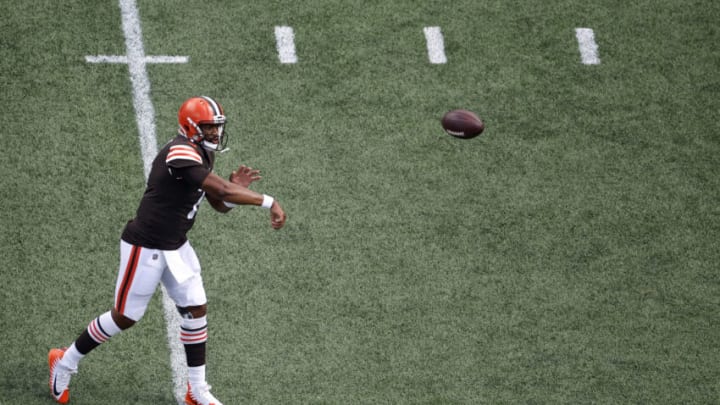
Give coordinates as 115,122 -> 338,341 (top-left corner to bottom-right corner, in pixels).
165,144 -> 210,187
169,165 -> 211,188
166,144 -> 204,168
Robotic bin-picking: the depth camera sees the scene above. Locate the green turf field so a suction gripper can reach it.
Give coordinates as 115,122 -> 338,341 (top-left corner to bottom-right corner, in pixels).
1,0 -> 719,403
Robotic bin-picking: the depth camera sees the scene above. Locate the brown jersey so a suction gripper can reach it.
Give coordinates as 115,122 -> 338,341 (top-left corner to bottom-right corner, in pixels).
121,135 -> 215,250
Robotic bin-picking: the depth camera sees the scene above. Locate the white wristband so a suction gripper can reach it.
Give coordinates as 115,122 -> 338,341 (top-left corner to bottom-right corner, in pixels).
223,201 -> 237,208
261,194 -> 274,209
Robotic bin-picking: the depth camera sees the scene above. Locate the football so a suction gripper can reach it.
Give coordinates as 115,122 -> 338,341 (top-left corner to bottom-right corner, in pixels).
441,109 -> 485,139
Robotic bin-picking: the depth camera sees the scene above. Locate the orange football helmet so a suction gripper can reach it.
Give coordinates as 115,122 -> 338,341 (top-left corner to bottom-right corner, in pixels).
177,96 -> 227,151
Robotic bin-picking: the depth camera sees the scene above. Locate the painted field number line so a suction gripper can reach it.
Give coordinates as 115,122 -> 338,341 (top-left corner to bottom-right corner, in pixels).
423,26 -> 447,64
275,26 -> 298,64
575,28 -> 600,65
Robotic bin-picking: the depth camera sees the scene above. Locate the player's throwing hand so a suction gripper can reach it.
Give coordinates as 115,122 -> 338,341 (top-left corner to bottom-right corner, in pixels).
229,164 -> 261,187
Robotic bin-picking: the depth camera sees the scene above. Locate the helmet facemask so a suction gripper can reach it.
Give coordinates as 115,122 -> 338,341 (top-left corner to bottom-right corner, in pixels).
185,117 -> 229,152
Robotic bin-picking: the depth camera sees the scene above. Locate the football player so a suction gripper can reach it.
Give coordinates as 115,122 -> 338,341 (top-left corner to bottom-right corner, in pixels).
49,96 -> 286,405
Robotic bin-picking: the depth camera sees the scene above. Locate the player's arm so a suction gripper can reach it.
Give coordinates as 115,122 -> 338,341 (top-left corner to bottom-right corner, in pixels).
205,165 -> 262,213
201,172 -> 286,229
206,194 -> 232,213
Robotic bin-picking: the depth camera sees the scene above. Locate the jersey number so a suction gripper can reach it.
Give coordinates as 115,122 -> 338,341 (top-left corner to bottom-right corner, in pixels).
187,191 -> 206,220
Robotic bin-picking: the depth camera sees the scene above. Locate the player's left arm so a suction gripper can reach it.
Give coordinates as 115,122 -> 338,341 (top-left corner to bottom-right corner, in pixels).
206,194 -> 232,213
206,164 -> 262,213
201,172 -> 286,229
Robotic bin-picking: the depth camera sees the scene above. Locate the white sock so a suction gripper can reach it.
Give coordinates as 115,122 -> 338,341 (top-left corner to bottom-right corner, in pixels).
59,343 -> 84,371
88,311 -> 122,343
188,364 -> 207,388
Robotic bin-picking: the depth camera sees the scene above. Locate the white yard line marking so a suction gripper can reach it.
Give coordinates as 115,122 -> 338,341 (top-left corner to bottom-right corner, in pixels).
118,0 -> 187,400
575,28 -> 601,65
274,26 -> 298,64
88,0 -> 187,403
423,26 -> 447,64
86,55 -> 189,64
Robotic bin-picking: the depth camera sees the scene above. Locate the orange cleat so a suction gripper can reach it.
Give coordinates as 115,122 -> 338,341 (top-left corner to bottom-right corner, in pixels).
48,348 -> 73,404
185,382 -> 224,405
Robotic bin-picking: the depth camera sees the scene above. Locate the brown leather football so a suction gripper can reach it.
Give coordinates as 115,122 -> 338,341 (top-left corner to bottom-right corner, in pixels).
441,109 -> 485,139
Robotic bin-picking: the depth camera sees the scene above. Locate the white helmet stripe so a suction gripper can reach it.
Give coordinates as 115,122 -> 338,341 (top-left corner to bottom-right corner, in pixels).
200,96 -> 221,116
